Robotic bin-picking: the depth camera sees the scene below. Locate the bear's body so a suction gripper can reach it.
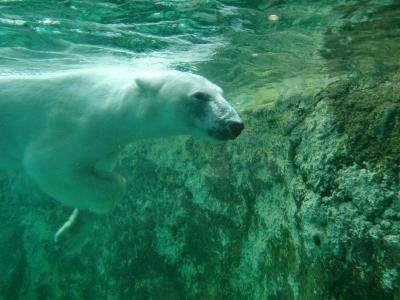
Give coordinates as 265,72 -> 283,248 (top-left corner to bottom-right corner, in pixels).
0,69 -> 243,214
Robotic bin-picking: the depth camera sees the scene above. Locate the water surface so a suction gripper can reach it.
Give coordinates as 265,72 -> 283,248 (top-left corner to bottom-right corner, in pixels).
3,1 -> 397,107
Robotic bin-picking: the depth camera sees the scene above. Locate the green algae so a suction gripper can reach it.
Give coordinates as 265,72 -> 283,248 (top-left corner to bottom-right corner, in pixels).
326,77 -> 400,181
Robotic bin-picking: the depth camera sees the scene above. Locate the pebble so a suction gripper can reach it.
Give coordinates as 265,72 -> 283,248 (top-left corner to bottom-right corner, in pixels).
267,14 -> 279,22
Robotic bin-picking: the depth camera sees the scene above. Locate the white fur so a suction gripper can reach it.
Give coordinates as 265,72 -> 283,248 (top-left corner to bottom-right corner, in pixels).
0,68 -> 242,213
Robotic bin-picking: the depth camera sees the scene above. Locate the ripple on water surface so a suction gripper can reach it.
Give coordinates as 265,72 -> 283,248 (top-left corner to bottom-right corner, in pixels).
0,0 -> 398,107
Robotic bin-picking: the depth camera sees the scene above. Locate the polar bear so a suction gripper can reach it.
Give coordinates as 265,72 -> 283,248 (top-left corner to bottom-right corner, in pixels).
0,68 -> 244,246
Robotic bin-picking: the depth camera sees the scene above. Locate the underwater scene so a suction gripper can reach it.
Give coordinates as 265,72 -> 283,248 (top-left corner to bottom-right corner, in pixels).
0,0 -> 400,299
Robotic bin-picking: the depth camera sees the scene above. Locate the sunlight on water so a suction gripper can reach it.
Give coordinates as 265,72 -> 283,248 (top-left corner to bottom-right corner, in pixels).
0,0 -> 228,73
2,0 -> 396,108
0,0 -> 348,107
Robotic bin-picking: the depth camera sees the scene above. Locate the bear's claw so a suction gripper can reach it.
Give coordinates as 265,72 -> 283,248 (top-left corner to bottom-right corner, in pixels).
54,208 -> 80,246
54,208 -> 95,255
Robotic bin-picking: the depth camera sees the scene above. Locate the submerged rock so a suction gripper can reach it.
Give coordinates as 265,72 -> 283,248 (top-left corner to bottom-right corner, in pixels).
0,74 -> 399,299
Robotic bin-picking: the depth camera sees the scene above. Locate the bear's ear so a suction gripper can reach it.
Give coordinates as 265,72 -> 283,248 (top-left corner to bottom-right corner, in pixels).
135,77 -> 164,94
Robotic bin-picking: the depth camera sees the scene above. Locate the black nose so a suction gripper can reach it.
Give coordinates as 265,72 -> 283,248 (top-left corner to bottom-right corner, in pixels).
229,121 -> 244,138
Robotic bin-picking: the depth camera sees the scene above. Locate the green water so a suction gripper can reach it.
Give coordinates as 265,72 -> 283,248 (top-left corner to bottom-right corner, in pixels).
1,1 -> 400,300
3,0 -> 397,106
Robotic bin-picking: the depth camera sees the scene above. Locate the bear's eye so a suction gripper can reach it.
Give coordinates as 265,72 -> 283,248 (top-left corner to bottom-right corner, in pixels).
192,92 -> 211,102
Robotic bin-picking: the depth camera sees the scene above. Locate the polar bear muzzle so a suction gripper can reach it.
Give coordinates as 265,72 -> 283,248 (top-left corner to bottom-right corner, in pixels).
228,120 -> 245,138
208,119 -> 244,141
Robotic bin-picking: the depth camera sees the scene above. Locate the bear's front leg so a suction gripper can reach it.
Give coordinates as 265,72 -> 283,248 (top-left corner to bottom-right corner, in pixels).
54,208 -> 80,245
24,141 -> 126,251
53,208 -> 99,254
24,144 -> 126,213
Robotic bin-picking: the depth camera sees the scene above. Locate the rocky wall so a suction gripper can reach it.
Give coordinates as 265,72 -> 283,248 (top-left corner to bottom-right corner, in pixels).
1,75 -> 400,300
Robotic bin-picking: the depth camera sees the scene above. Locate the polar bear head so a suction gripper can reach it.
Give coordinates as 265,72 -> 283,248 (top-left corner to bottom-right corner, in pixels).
134,71 -> 244,141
